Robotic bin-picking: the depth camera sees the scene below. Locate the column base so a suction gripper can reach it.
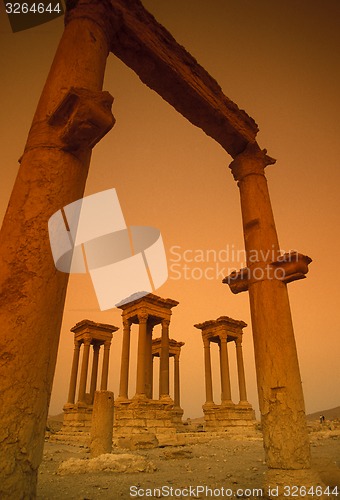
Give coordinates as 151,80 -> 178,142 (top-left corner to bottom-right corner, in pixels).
264,468 -> 329,499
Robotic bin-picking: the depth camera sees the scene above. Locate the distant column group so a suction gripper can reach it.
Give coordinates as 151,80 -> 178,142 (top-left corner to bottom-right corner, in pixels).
67,320 -> 118,406
195,316 -> 249,406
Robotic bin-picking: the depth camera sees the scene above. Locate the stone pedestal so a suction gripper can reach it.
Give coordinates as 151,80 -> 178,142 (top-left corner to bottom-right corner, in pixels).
203,403 -> 256,432
114,398 -> 178,448
52,403 -> 93,444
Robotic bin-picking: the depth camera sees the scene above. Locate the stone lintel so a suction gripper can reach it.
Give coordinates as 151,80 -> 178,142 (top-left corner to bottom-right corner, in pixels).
194,316 -> 247,342
107,0 -> 258,157
224,252 -> 312,294
118,293 -> 178,325
152,337 -> 184,357
71,319 -> 119,344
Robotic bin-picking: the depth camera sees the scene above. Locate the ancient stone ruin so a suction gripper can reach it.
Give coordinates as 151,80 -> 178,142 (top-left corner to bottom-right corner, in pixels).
114,293 -> 182,446
194,316 -> 255,431
0,0 -> 319,497
61,319 -> 118,439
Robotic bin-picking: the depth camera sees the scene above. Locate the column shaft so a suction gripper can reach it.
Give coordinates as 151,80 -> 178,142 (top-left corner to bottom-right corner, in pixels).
0,3 -> 113,496
174,355 -> 180,407
67,341 -> 81,404
145,324 -> 153,399
220,337 -> 232,404
203,340 -> 214,404
118,321 -> 131,399
100,341 -> 111,391
159,320 -> 170,397
230,144 -> 311,468
135,314 -> 148,396
235,338 -> 248,403
90,345 -> 100,404
78,340 -> 91,403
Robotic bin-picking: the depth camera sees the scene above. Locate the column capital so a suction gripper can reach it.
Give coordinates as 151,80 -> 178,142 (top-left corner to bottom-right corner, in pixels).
235,336 -> 243,346
138,312 -> 149,324
219,334 -> 228,343
123,319 -> 132,330
74,340 -> 81,349
93,343 -> 100,353
203,338 -> 210,349
103,339 -> 111,349
229,143 -> 275,182
161,318 -> 170,328
83,335 -> 92,346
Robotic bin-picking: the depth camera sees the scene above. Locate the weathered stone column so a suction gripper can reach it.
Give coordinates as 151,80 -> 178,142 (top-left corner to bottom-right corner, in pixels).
219,335 -> 233,405
78,337 -> 91,404
135,312 -> 148,397
118,320 -> 131,399
100,340 -> 111,391
90,390 -> 114,458
228,143 -> 311,469
159,319 -> 170,398
0,2 -> 114,496
203,339 -> 214,404
90,344 -> 100,404
235,337 -> 248,404
67,340 -> 81,404
145,323 -> 153,399
174,353 -> 181,407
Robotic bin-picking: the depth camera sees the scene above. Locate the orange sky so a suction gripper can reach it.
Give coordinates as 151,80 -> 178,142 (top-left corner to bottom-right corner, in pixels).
0,0 -> 339,418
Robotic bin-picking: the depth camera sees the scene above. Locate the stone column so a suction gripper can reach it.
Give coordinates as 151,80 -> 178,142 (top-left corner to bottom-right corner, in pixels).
229,143 -> 310,469
78,337 -> 92,404
100,340 -> 111,391
174,353 -> 181,408
90,390 -> 114,458
67,340 -> 81,404
118,319 -> 131,399
203,339 -> 214,404
145,323 -> 154,399
219,335 -> 233,405
235,337 -> 248,404
90,344 -> 100,404
135,312 -> 148,397
0,2 -> 114,496
159,319 -> 170,398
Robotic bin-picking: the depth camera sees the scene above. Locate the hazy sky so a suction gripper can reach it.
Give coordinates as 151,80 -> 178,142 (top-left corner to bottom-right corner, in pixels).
0,0 -> 339,418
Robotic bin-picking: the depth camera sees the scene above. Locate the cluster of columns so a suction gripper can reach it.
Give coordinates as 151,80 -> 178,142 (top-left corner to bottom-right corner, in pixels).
66,320 -> 118,406
117,294 -> 179,401
194,317 -> 249,407
152,338 -> 184,407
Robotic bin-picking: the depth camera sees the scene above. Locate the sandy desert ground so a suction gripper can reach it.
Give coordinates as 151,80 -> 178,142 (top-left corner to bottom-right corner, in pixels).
37,422 -> 340,499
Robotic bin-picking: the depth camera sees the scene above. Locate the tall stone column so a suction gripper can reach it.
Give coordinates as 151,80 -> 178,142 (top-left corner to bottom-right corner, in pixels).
159,319 -> 170,399
145,323 -> 154,399
135,312 -> 148,397
235,337 -> 248,404
118,320 -> 131,399
174,354 -> 181,407
219,335 -> 233,405
203,339 -> 214,404
90,344 -> 100,404
67,340 -> 81,404
100,340 -> 111,391
78,337 -> 92,404
0,2 -> 115,496
229,143 -> 311,469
